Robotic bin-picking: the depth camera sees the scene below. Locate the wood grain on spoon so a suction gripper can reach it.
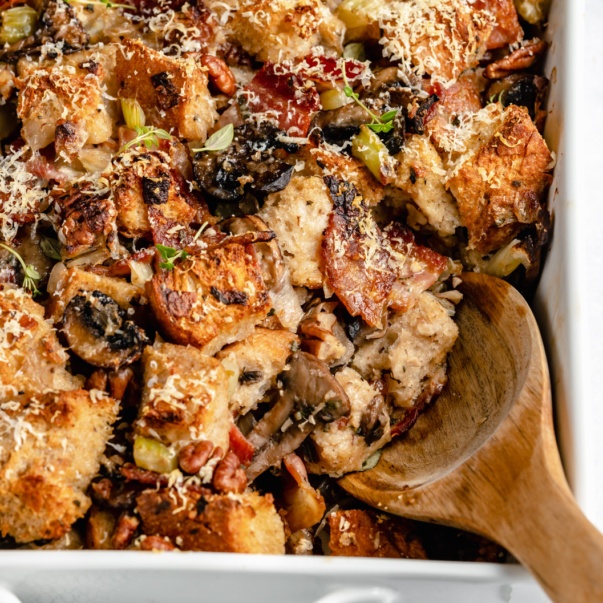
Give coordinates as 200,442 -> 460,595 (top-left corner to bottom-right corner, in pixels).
340,272 -> 603,603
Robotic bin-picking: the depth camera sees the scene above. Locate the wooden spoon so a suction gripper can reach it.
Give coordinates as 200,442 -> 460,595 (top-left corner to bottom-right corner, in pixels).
339,272 -> 603,603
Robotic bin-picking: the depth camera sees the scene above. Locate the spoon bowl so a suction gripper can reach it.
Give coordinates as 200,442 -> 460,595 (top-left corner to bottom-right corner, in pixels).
340,273 -> 603,603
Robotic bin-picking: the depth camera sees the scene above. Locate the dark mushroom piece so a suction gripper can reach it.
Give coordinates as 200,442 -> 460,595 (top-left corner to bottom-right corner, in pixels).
245,352 -> 350,482
192,122 -> 298,203
486,74 -> 549,131
62,290 -> 148,369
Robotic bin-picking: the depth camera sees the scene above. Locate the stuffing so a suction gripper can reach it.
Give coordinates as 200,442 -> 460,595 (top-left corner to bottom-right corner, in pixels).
390,134 -> 461,237
216,327 -> 299,417
446,104 -> 553,253
259,176 -> 332,288
353,292 -> 458,408
0,389 -> 118,543
474,0 -> 523,49
225,0 -> 344,63
0,286 -> 82,403
115,39 -> 217,142
136,487 -> 286,553
136,341 -> 231,451
306,368 -> 391,477
328,509 -> 428,559
148,241 -> 271,355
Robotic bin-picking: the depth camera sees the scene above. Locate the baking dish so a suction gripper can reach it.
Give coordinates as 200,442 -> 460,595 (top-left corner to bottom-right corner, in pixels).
0,0 -> 585,600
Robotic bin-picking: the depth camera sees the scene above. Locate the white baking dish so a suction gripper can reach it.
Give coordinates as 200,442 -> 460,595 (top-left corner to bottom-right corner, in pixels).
0,0 -> 585,600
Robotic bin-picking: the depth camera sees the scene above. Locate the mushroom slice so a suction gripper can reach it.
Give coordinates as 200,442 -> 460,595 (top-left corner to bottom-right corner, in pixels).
222,215 -> 303,330
62,290 -> 148,369
246,352 -> 350,482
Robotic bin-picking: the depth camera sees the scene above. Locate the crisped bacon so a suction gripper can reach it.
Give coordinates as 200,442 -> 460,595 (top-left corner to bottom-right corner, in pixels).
289,55 -> 368,85
385,223 -> 448,313
229,424 -> 254,465
322,177 -> 395,329
241,64 -> 321,137
322,177 -> 448,327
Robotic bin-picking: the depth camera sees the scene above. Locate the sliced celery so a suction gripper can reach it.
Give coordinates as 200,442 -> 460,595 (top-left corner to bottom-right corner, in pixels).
133,436 -> 178,474
0,6 -> 38,45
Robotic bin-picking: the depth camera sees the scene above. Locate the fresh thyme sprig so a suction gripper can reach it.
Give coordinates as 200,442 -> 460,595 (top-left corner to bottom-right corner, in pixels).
155,223 -> 209,270
341,64 -> 397,134
120,126 -> 172,153
0,243 -> 41,296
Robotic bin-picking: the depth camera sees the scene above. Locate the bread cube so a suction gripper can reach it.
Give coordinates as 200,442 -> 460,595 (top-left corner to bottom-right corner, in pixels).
0,389 -> 118,543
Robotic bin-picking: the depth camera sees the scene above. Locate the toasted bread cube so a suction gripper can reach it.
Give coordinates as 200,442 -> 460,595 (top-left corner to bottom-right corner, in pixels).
226,0 -> 344,62
259,176 -> 332,288
47,265 -> 140,323
306,368 -> 391,477
216,327 -> 299,417
110,149 -> 197,238
391,135 -> 461,237
148,243 -> 271,356
328,509 -> 427,559
115,39 -> 217,142
0,389 -> 118,543
446,104 -> 553,253
136,342 -> 231,451
379,0 -> 494,85
0,286 -> 82,404
137,487 -> 285,553
353,293 -> 458,408
475,0 -> 523,49
16,60 -> 113,151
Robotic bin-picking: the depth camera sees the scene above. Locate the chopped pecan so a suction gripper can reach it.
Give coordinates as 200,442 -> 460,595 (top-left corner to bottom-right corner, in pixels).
484,39 -> 547,79
212,451 -> 246,494
201,55 -> 236,97
178,440 -> 214,475
112,513 -> 140,550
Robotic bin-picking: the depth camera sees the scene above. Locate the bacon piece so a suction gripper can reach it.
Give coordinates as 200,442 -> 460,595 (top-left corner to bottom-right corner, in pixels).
242,64 -> 320,137
474,0 -> 523,49
229,424 -> 254,466
321,177 -> 448,328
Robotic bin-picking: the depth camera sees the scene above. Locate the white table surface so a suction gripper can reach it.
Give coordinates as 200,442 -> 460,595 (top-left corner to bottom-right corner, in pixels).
583,0 -> 603,531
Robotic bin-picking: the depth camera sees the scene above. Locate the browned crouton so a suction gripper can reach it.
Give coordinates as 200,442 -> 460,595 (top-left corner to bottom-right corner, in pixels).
115,39 -> 217,142
379,0 -> 494,85
353,292 -> 458,408
0,389 -> 118,543
137,486 -> 285,553
224,0 -> 344,63
391,135 -> 460,237
136,342 -> 231,451
328,509 -> 427,559
216,327 -> 299,417
259,176 -> 332,288
446,104 -> 553,253
110,149 -> 197,239
148,242 -> 271,356
0,286 -> 82,404
16,61 -> 113,152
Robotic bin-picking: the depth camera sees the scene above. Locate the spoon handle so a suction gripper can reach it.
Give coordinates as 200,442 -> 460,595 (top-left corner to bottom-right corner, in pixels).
492,459 -> 603,603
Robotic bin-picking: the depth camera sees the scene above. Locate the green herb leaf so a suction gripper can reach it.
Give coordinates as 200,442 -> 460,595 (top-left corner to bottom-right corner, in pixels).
343,85 -> 356,98
120,126 -> 172,153
367,121 -> 394,134
0,242 -> 41,296
192,124 -> 234,153
380,109 -> 398,122
156,244 -> 189,271
40,236 -> 62,260
66,0 -> 135,10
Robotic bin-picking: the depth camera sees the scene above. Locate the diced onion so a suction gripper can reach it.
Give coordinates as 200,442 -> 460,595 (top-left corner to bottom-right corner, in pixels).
320,88 -> 349,111
336,0 -> 382,29
128,260 -> 154,288
0,6 -> 37,45
133,436 -> 178,474
220,356 -> 240,401
120,98 -> 146,130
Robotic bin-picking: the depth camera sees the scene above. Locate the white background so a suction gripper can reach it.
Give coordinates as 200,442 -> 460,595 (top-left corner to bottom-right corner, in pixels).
583,0 -> 602,530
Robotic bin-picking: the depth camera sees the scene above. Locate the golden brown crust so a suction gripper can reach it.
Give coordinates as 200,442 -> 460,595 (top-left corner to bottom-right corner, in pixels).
447,104 -> 553,253
148,242 -> 271,355
328,509 -> 428,559
0,389 -> 118,543
137,487 -> 285,554
115,39 -> 217,142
